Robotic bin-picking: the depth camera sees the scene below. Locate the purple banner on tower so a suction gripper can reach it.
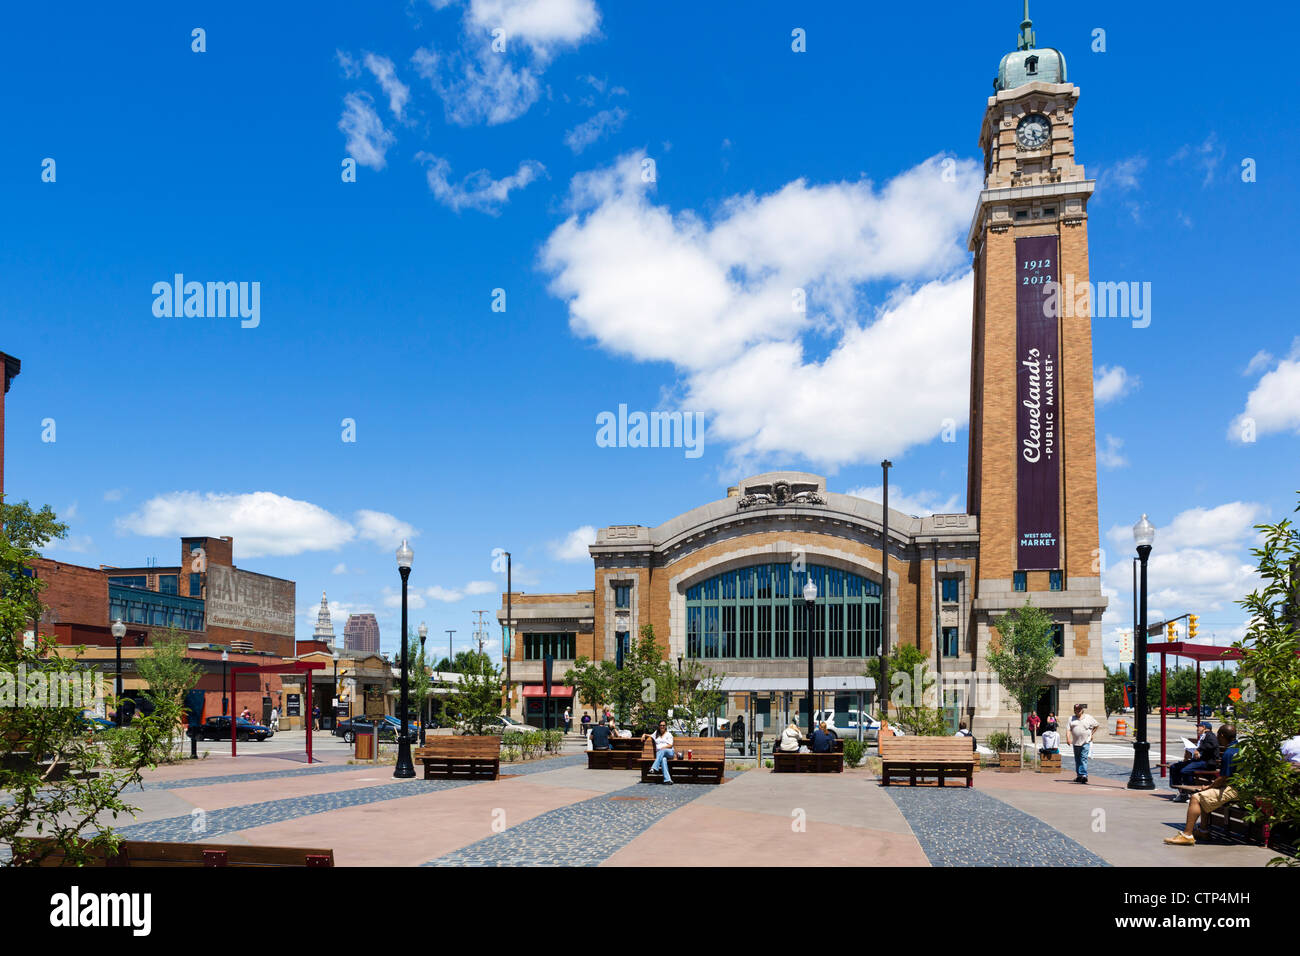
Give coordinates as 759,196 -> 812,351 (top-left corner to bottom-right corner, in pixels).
1015,235 -> 1060,571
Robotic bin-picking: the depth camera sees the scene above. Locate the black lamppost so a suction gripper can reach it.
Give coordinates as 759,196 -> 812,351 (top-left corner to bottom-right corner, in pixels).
1128,514 -> 1156,790
504,551 -> 512,719
394,539 -> 416,779
418,622 -> 428,746
879,459 -> 892,724
111,618 -> 126,727
220,649 -> 229,716
803,577 -> 818,735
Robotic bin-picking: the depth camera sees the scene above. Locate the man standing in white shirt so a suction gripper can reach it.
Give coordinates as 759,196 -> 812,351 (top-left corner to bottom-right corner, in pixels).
1068,703 -> 1100,784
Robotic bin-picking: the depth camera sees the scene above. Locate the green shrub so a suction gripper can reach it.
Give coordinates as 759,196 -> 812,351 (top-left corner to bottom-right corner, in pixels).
987,730 -> 1014,753
843,738 -> 865,769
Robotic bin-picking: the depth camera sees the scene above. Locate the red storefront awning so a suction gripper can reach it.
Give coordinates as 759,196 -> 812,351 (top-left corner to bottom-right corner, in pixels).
521,684 -> 573,698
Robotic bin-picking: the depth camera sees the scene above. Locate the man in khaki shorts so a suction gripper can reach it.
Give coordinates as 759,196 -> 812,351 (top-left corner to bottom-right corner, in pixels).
1164,725 -> 1238,846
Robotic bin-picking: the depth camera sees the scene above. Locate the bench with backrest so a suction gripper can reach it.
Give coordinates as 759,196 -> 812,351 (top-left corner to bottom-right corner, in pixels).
773,736 -> 845,773
587,735 -> 642,769
639,736 -> 725,784
414,735 -> 500,780
13,836 -> 333,867
880,735 -> 975,787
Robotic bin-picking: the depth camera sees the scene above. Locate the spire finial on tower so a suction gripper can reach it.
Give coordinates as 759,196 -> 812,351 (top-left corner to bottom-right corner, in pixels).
1018,0 -> 1036,51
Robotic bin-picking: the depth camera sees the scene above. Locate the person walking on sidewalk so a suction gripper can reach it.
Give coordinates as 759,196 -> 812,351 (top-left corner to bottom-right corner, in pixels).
1068,703 -> 1100,784
563,706 -> 571,734
1028,711 -> 1041,742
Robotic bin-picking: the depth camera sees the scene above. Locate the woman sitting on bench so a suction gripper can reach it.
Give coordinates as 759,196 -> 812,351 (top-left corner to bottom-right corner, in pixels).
1039,721 -> 1060,757
779,721 -> 802,753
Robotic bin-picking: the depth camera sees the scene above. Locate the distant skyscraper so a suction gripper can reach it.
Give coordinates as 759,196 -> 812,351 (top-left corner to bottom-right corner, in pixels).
313,591 -> 336,647
344,613 -> 380,654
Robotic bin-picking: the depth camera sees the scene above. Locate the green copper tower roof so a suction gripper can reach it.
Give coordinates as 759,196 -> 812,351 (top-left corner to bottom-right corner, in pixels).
995,1 -> 1067,91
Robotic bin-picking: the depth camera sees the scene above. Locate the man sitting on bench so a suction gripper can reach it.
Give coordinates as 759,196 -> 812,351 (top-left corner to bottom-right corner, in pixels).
1170,722 -> 1219,800
1164,725 -> 1238,846
643,720 -> 675,785
590,719 -> 613,751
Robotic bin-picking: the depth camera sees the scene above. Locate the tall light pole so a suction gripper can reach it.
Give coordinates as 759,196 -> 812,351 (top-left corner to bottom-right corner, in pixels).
418,622 -> 428,746
446,630 -> 455,671
505,551 -> 512,718
331,651 -> 339,733
394,539 -> 416,779
804,576 -> 818,735
111,618 -> 126,727
879,459 -> 892,723
220,648 -> 229,716
1128,514 -> 1156,790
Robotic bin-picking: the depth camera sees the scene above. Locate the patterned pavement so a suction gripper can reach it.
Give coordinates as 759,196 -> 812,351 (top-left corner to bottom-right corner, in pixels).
424,778 -> 716,867
884,786 -> 1110,866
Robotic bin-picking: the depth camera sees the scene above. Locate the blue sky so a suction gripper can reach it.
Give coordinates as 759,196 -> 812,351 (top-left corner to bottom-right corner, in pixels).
4,1 -> 1298,664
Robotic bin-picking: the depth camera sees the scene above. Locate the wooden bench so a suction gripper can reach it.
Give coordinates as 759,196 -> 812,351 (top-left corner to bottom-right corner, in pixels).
1038,752 -> 1062,773
587,736 -> 642,770
773,750 -> 844,773
13,836 -> 333,867
414,735 -> 500,780
880,736 -> 975,788
639,737 -> 725,784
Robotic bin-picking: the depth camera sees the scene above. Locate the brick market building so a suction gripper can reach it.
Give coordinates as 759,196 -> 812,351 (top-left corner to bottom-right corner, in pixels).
499,9 -> 1106,735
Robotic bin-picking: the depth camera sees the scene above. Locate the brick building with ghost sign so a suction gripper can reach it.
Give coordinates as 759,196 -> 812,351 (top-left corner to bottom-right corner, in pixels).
498,8 -> 1106,736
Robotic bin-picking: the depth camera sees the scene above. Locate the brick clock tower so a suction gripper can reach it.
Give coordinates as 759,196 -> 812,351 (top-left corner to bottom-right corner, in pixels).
966,5 -> 1107,730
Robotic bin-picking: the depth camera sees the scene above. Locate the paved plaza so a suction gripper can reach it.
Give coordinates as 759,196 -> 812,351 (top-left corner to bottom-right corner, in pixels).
45,729 -> 1277,868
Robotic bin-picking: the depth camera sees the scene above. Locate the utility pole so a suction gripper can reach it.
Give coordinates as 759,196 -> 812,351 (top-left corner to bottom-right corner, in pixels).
446,630 -> 455,671
473,610 -> 489,654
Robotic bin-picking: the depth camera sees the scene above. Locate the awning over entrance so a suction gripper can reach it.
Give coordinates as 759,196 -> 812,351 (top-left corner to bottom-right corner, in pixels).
521,684 -> 573,698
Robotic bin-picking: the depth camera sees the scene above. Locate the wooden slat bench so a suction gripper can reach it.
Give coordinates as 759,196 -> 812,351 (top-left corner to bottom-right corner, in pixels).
880,736 -> 975,788
13,836 -> 333,867
1038,752 -> 1062,773
639,737 -> 724,784
587,736 -> 641,769
414,735 -> 500,780
773,750 -> 844,773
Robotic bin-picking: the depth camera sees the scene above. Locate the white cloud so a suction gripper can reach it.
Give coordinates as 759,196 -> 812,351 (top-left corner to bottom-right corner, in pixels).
541,151 -> 982,467
47,534 -> 93,554
117,492 -> 356,558
336,49 -> 361,79
422,580 -> 496,602
362,52 -> 411,121
845,486 -> 961,518
103,488 -> 125,502
1099,155 -> 1147,192
116,493 -> 418,559
416,151 -> 545,213
1101,501 -> 1265,636
64,501 -> 79,520
1169,132 -> 1225,187
339,92 -> 395,170
354,510 -> 419,550
1243,349 -> 1274,376
1229,338 -> 1300,440
1097,434 -> 1127,469
550,525 -> 596,561
1093,364 -> 1136,405
564,107 -> 627,154
332,563 -> 349,575
464,0 -> 600,59
384,587 -> 427,609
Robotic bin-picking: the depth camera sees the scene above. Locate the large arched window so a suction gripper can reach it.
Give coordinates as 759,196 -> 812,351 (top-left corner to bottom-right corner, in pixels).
684,563 -> 881,660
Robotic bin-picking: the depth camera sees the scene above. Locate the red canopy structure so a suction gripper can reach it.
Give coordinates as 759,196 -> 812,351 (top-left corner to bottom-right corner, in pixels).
228,660 -> 326,763
1146,641 -> 1244,778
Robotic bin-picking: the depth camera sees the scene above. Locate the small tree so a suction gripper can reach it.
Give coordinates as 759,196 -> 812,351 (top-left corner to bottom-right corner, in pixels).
563,655 -> 614,727
1,501 -> 178,866
448,651 -> 503,735
135,626 -> 200,761
1103,665 -> 1127,716
987,601 -> 1057,741
1231,497 -> 1300,866
864,643 -> 946,735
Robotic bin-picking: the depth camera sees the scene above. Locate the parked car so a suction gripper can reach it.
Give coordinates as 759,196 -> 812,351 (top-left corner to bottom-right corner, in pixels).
464,715 -> 534,736
812,709 -> 899,741
335,715 -> 418,744
77,711 -> 115,732
668,716 -> 730,736
198,716 -> 273,741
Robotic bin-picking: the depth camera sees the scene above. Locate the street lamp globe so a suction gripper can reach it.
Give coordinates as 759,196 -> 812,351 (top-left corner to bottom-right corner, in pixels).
1132,514 -> 1156,549
396,539 -> 414,569
418,622 -> 428,640
221,649 -> 228,662
803,578 -> 818,603
111,619 -> 126,640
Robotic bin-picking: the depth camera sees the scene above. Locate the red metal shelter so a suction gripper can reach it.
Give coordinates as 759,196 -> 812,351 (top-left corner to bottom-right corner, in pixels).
1145,641 -> 1243,777
228,660 -> 326,763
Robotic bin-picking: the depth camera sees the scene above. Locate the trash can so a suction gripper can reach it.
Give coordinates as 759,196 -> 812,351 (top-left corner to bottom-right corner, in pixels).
355,732 -> 375,761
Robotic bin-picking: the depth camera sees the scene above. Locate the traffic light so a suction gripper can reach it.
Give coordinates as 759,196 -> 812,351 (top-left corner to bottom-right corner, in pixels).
1188,614 -> 1199,640
1166,621 -> 1177,642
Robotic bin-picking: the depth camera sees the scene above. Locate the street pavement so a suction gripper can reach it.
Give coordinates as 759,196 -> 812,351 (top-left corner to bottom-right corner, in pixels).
17,730 -> 1279,868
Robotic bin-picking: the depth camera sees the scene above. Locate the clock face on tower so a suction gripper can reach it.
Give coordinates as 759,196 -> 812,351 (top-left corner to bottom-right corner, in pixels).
1016,113 -> 1051,150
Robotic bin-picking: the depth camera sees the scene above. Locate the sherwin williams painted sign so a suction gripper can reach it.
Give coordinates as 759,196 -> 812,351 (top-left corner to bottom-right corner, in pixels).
1015,235 -> 1060,571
